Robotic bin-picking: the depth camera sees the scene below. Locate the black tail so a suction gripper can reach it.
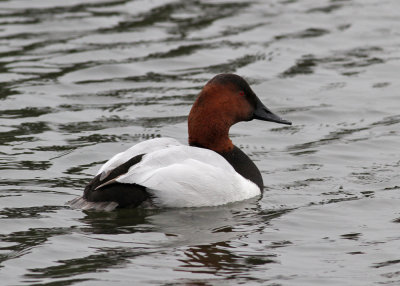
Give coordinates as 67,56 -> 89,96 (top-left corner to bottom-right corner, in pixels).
70,154 -> 152,210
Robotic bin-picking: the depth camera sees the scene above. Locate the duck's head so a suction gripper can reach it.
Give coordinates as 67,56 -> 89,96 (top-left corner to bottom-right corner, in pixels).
188,73 -> 291,153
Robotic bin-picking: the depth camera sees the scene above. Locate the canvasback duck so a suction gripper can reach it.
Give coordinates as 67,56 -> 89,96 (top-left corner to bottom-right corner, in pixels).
69,74 -> 291,210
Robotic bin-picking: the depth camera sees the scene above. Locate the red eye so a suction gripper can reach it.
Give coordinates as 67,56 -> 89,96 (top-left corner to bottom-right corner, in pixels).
239,91 -> 245,97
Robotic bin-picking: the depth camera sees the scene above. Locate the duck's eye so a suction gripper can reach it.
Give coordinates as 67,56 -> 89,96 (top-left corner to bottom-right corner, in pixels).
238,91 -> 245,97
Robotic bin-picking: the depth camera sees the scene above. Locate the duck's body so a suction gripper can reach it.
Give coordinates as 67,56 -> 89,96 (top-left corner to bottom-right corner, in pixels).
69,74 -> 291,210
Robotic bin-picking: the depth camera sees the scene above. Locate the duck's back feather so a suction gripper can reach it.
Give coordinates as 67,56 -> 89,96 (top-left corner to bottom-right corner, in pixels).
97,137 -> 181,179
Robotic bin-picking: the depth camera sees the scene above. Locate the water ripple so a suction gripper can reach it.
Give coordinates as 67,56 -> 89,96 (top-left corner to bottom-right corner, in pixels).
1,0 -> 400,285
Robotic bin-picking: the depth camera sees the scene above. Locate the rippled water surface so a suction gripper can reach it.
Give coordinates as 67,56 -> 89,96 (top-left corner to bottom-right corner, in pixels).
1,0 -> 399,285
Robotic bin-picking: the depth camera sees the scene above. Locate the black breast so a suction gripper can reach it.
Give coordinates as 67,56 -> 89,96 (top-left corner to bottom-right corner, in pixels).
219,146 -> 264,190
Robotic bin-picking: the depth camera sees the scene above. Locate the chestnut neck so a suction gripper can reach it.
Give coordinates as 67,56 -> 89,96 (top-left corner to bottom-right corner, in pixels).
188,86 -> 235,153
188,121 -> 234,153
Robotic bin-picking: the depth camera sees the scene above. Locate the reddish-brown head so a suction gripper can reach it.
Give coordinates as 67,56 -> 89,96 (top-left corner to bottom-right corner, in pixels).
188,74 -> 291,153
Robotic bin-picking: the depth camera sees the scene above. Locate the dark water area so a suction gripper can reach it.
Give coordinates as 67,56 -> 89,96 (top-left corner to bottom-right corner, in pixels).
0,0 -> 399,285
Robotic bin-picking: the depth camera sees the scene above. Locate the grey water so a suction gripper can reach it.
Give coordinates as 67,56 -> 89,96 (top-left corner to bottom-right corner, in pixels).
0,0 -> 399,285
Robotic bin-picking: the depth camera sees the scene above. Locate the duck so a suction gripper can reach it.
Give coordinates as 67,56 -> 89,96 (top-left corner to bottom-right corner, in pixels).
68,74 -> 291,211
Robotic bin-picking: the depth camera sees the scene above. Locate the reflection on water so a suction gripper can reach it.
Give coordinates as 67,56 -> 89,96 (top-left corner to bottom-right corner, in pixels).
1,0 -> 399,285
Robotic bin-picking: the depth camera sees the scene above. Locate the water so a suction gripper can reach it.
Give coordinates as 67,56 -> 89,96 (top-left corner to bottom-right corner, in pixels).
0,0 -> 399,285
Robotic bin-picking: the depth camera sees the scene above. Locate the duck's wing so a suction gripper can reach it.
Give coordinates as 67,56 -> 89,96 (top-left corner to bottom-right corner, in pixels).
115,146 -> 261,208
68,138 -> 181,210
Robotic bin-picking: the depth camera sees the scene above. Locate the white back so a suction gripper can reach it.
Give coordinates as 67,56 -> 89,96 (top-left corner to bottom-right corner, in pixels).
97,138 -> 181,176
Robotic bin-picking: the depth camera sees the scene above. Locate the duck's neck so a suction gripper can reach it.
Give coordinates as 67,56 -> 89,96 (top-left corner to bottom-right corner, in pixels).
188,118 -> 233,153
188,88 -> 234,153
